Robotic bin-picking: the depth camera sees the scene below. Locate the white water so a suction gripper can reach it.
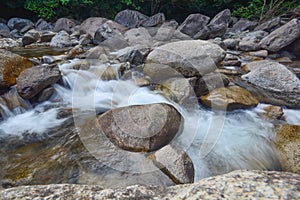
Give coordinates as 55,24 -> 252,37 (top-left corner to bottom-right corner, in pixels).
0,59 -> 299,181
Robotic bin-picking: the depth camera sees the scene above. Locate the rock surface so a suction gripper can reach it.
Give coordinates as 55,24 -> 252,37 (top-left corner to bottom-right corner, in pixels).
260,19 -> 300,52
200,86 -> 259,111
276,124 -> 300,174
97,103 -> 183,152
79,17 -> 108,37
16,64 -> 61,99
53,18 -> 76,33
177,13 -> 210,38
146,40 -> 225,77
242,61 -> 300,93
50,30 -> 72,47
0,49 -> 34,90
0,170 -> 299,199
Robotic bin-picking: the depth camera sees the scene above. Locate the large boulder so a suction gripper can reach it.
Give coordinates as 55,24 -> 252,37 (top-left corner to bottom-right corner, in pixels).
22,29 -> 41,46
260,19 -> 300,52
228,18 -> 257,33
206,9 -> 231,39
53,18 -> 76,33
114,9 -> 148,28
16,64 -> 61,99
93,20 -> 128,49
7,17 -> 34,31
0,49 -> 34,90
200,86 -> 259,111
97,103 -> 183,152
35,19 -> 54,31
146,40 -> 226,77
276,124 -> 300,174
177,14 -> 210,38
0,170 -> 299,199
140,13 -> 165,27
79,17 -> 108,36
254,17 -> 281,32
124,27 -> 153,47
50,30 -> 72,48
242,61 -> 300,93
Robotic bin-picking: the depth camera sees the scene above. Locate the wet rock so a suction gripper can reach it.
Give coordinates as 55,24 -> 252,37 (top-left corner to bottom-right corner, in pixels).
260,19 -> 300,52
93,20 -> 128,50
66,45 -> 84,59
114,9 -> 148,28
254,17 -> 281,32
1,87 -> 29,111
7,18 -> 34,31
200,86 -> 259,111
0,49 -> 34,90
228,18 -> 258,33
262,105 -> 283,120
89,64 -> 119,80
0,170 -> 299,199
276,124 -> 300,174
242,61 -> 300,93
97,103 -> 183,152
223,60 -> 241,67
36,86 -> 55,102
140,13 -> 165,27
143,63 -> 182,83
156,77 -> 198,108
124,27 -> 153,47
146,40 -> 225,77
206,9 -> 231,39
16,64 -> 61,99
50,30 -> 72,48
22,29 -> 40,46
79,17 -> 108,37
148,144 -> 194,184
35,19 -> 54,31
53,18 -> 76,33
177,13 -> 210,38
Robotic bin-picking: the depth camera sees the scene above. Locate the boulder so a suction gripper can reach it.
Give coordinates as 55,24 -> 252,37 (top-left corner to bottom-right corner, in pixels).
276,124 -> 300,174
140,13 -> 165,27
0,170 -> 299,199
53,18 -> 76,33
223,38 -> 239,49
260,19 -> 300,52
177,14 -> 210,38
0,49 -> 34,90
242,61 -> 300,93
35,19 -> 54,31
0,23 -> 11,38
22,29 -> 41,46
262,105 -> 283,120
97,103 -> 183,152
146,40 -> 226,77
124,27 -> 153,47
206,9 -> 231,38
79,17 -> 108,36
228,18 -> 257,33
50,30 -> 72,48
155,23 -> 176,41
93,20 -> 128,49
111,45 -> 150,65
16,64 -> 61,99
7,17 -> 34,31
148,144 -> 194,184
254,17 -> 281,32
200,86 -> 259,111
285,37 -> 300,57
114,9 -> 148,28
40,31 -> 56,43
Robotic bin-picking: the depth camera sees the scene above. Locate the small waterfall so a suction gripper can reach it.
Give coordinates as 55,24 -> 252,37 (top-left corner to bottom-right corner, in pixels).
1,59 -> 299,181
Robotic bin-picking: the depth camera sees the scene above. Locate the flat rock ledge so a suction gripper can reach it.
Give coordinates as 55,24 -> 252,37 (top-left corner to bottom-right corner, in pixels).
0,170 -> 299,199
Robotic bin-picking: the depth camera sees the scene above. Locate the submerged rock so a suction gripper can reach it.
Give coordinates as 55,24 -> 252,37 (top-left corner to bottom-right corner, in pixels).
200,86 -> 259,111
97,103 -> 183,152
146,40 -> 225,77
0,170 -> 299,199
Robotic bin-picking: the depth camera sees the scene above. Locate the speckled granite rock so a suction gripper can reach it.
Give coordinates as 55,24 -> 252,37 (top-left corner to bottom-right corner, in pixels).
0,170 -> 299,199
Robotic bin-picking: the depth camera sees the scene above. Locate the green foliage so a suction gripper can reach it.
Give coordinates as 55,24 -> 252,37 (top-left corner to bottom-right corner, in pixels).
232,0 -> 299,21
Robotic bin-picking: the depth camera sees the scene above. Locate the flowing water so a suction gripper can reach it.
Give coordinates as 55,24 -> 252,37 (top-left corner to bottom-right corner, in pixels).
0,58 -> 299,187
